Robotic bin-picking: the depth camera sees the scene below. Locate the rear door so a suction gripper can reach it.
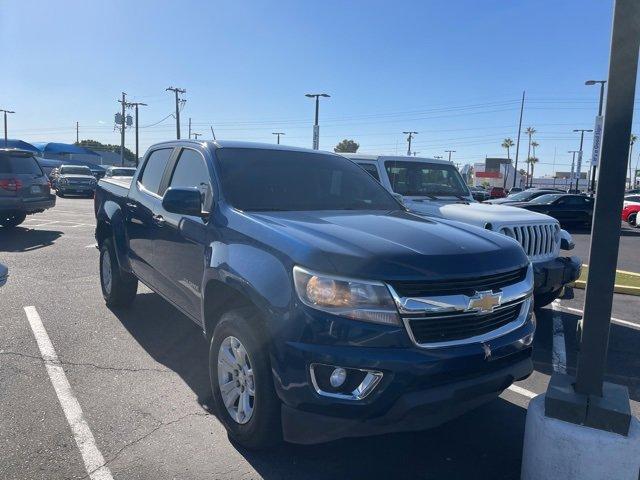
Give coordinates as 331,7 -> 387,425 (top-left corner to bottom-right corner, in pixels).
126,147 -> 176,287
153,147 -> 212,321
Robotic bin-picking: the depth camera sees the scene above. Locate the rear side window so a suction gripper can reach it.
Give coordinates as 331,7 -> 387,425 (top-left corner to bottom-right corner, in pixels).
139,148 -> 172,195
358,163 -> 380,182
0,154 -> 44,175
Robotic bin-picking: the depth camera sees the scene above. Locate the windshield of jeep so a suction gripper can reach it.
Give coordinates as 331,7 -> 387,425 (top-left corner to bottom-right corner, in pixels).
384,161 -> 470,198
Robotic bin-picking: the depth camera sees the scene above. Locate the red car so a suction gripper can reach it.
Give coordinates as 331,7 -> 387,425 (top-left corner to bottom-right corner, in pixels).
621,203 -> 640,226
489,186 -> 507,198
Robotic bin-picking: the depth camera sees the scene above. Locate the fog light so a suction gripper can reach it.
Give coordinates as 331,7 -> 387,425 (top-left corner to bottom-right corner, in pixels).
329,367 -> 347,388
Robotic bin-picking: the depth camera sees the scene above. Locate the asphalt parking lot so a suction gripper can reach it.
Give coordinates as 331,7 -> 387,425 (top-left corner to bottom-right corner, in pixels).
1,198 -> 639,480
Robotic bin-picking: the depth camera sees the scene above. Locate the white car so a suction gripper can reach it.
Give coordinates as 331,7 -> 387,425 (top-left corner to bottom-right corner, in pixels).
343,153 -> 581,307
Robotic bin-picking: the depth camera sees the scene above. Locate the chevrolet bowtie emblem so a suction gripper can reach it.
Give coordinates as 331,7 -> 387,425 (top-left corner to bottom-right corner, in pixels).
468,291 -> 502,313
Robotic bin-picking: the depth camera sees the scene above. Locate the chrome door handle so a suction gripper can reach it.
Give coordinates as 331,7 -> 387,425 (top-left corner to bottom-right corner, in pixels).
125,202 -> 137,209
152,214 -> 165,225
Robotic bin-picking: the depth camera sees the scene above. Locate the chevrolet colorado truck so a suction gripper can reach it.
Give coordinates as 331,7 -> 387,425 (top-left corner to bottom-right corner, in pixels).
344,154 -> 581,307
94,140 -> 535,448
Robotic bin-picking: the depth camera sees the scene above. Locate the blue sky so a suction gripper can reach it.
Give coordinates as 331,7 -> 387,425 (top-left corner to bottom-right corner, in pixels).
0,0 -> 630,175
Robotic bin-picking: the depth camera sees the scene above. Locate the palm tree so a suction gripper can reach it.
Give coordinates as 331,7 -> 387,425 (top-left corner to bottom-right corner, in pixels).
501,138 -> 514,159
530,141 -> 539,187
518,169 -> 527,188
528,157 -> 539,187
630,134 -> 637,189
524,127 -> 536,186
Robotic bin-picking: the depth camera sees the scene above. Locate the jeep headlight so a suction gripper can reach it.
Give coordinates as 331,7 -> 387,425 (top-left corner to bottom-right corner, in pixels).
293,266 -> 400,325
560,229 -> 574,250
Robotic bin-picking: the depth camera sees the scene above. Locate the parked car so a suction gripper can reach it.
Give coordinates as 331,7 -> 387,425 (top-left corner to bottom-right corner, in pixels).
623,194 -> 640,208
36,157 -> 64,179
0,148 -> 56,228
95,140 -> 535,448
510,194 -> 594,226
621,203 -> 640,226
0,263 -> 7,287
485,189 -> 562,205
55,165 -> 97,197
489,186 -> 507,198
342,154 -> 580,307
469,186 -> 490,202
104,166 -> 136,178
48,167 -> 60,188
509,187 -> 523,194
625,188 -> 640,194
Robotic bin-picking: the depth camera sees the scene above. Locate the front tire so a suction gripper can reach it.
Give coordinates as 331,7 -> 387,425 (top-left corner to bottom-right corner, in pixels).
628,213 -> 637,226
100,238 -> 138,308
210,308 -> 281,449
0,213 -> 26,228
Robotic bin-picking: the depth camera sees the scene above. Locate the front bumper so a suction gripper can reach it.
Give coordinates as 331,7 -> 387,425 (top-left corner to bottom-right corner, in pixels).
58,184 -> 95,194
274,303 -> 535,444
533,256 -> 581,295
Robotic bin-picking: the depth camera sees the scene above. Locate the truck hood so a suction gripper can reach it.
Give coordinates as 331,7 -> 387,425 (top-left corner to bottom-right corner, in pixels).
248,210 -> 528,281
402,197 -> 555,227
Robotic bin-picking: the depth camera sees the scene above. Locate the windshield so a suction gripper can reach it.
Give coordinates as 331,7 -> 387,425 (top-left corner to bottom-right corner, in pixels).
528,193 -> 563,204
109,168 -> 135,176
384,161 -> 469,197
216,148 -> 400,211
61,166 -> 92,175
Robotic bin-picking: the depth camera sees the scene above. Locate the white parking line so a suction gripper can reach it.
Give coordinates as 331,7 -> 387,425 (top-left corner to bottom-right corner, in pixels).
24,306 -> 114,480
559,305 -> 640,330
551,300 -> 567,374
507,384 -> 537,399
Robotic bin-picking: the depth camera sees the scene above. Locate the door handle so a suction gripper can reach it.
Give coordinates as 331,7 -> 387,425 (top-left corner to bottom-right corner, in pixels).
152,214 -> 165,226
125,202 -> 137,209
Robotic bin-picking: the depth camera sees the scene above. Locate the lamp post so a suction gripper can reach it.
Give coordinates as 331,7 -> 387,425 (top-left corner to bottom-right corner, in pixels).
403,131 -> 418,156
1,109 -> 15,147
272,132 -> 285,144
573,129 -> 594,191
305,93 -> 330,149
585,80 -> 607,193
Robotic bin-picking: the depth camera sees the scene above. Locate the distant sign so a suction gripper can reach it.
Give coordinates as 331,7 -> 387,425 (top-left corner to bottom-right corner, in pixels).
591,115 -> 603,166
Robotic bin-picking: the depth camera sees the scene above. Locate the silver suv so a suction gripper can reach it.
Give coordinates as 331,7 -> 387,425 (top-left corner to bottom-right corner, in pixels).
0,149 -> 55,228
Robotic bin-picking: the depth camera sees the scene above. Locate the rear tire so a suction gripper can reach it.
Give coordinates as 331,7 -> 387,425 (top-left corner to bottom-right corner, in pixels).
210,308 -> 281,449
0,213 -> 26,228
100,238 -> 138,308
628,213 -> 637,226
534,288 -> 562,309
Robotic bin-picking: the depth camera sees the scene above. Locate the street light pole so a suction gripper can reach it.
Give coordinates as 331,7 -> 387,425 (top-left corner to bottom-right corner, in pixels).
305,93 -> 330,149
403,131 -> 418,156
586,80 -> 607,193
512,91 -> 525,189
573,129 -> 593,191
1,109 -> 15,147
272,132 -> 285,144
445,149 -> 456,162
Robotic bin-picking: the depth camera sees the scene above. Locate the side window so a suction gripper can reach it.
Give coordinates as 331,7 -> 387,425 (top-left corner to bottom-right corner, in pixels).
168,148 -> 212,208
139,148 -> 173,195
358,163 -> 380,182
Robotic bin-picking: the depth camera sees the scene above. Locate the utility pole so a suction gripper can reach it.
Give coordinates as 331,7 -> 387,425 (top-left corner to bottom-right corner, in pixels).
305,93 -> 330,149
117,92 -> 127,166
585,80 -> 607,193
188,117 -> 192,139
126,101 -> 147,166
512,91 -> 525,189
272,132 -> 285,144
166,86 -> 186,139
568,150 -> 579,190
76,121 -> 79,143
192,132 -> 202,140
445,149 -> 456,162
574,129 -> 593,191
403,131 -> 418,156
1,109 -> 15,147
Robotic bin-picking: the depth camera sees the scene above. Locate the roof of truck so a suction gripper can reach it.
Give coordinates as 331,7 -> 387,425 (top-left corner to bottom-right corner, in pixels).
340,153 -> 452,165
149,139 -> 334,154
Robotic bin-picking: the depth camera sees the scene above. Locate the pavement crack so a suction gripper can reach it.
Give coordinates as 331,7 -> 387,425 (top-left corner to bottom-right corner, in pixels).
0,350 -> 171,374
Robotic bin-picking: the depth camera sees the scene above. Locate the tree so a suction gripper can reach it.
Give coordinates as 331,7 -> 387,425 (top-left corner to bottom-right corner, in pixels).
334,139 -> 360,153
530,141 -> 539,187
524,127 -> 536,186
501,138 -> 514,159
75,139 -> 136,164
527,157 -> 539,187
518,168 -> 527,188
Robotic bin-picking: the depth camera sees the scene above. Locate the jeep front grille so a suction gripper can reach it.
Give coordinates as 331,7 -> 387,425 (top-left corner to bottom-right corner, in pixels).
500,224 -> 559,261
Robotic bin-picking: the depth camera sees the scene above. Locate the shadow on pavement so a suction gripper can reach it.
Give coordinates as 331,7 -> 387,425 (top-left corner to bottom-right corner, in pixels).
0,227 -> 63,252
110,291 -> 531,479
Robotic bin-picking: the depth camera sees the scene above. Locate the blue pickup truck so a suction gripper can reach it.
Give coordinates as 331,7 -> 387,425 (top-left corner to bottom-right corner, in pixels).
94,140 -> 535,448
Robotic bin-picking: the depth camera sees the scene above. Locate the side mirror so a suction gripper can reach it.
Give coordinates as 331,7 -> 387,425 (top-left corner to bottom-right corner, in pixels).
162,187 -> 204,217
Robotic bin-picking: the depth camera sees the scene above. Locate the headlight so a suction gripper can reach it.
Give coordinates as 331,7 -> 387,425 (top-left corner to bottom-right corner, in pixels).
59,178 -> 67,184
293,266 -> 400,325
559,229 -> 574,250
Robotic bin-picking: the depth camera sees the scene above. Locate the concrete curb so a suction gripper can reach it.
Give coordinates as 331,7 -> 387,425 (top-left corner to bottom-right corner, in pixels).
570,279 -> 640,296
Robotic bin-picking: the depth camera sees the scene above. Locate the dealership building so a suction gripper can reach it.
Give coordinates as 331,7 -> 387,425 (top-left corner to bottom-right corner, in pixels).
472,158 -> 524,189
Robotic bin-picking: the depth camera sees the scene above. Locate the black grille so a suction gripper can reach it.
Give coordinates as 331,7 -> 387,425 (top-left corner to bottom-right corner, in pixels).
389,267 -> 526,298
407,303 -> 522,344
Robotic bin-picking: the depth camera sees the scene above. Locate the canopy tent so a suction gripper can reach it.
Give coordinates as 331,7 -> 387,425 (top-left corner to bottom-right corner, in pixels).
1,139 -> 41,152
31,142 -> 100,156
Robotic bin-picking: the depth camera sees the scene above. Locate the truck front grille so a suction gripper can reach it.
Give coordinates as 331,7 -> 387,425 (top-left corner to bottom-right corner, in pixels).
406,302 -> 522,345
388,267 -> 526,298
500,223 -> 559,260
